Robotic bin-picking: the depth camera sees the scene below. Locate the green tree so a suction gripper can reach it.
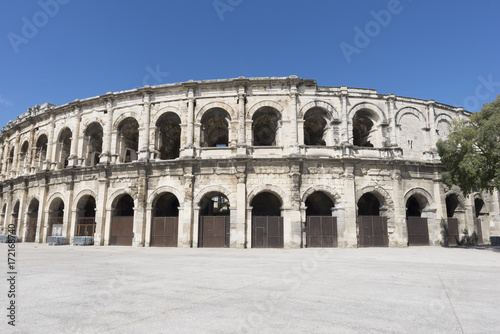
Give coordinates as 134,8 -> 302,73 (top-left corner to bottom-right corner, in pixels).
437,95 -> 500,196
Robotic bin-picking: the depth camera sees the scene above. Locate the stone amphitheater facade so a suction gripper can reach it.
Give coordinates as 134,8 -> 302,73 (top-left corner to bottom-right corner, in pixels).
0,76 -> 498,248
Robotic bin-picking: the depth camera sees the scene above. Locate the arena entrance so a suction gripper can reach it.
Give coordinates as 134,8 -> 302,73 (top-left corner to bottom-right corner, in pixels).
151,193 -> 179,247
75,196 -> 96,238
251,192 -> 283,248
305,191 -> 337,247
445,194 -> 461,246
406,195 -> 429,246
25,199 -> 39,242
110,195 -> 134,246
357,193 -> 388,247
48,198 -> 64,238
199,193 -> 230,248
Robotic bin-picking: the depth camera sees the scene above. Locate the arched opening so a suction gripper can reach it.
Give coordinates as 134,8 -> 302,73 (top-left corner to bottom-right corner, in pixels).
7,147 -> 14,172
201,108 -> 230,148
445,194 -> 461,246
75,195 -> 96,238
57,128 -> 72,169
19,141 -> 29,171
110,194 -> 134,246
357,192 -> 388,247
151,193 -> 179,247
353,110 -> 376,147
117,118 -> 139,163
252,108 -> 280,146
305,191 -> 337,247
25,198 -> 39,242
156,113 -> 181,159
199,193 -> 230,247
304,108 -> 328,146
35,135 -> 48,170
84,123 -> 103,166
251,192 -> 283,248
406,195 -> 430,246
11,201 -> 20,236
48,198 -> 64,238
474,198 -> 485,244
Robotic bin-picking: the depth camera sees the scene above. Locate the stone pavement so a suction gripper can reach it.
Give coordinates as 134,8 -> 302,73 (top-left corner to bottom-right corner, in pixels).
1,244 -> 499,334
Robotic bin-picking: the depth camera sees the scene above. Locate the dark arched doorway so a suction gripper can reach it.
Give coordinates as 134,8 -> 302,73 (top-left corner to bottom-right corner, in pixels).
75,195 -> 97,239
406,195 -> 429,246
25,198 -> 39,242
110,195 -> 134,246
48,198 -> 64,239
151,193 -> 179,247
357,192 -> 388,247
305,191 -> 337,247
251,192 -> 283,248
445,194 -> 461,246
199,193 -> 230,247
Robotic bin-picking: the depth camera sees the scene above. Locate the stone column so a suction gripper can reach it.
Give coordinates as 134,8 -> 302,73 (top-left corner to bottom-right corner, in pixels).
332,204 -> 346,246
36,179 -> 48,243
101,99 -> 114,164
68,105 -> 81,167
288,163 -> 302,247
432,169 -> 447,244
95,170 -> 109,245
343,163 -> 357,247
133,168 -> 147,247
491,189 -> 500,237
63,179 -> 74,242
340,87 -> 349,144
385,95 -> 397,146
289,84 -> 299,155
144,206 -> 152,247
0,143 -> 5,177
183,169 -> 195,247
246,207 -> 252,248
47,114 -> 57,170
234,166 -> 247,248
182,88 -> 195,158
11,131 -> 20,177
391,168 -> 406,247
237,87 -> 247,155
25,125 -> 35,174
464,195 -> 475,235
138,93 -> 151,161
192,206 -> 200,248
427,100 -> 436,152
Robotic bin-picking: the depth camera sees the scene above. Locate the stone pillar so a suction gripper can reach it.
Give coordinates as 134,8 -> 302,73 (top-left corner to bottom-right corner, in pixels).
47,115 -> 57,170
70,209 -> 78,242
0,143 -> 5,177
246,207 -> 252,248
183,170 -> 195,247
144,207 -> 152,247
245,120 -> 253,147
288,163 -> 302,247
11,131 -> 20,177
138,93 -> 151,161
391,168 -> 406,247
332,204 -> 346,247
68,106 -> 81,167
95,171 -> 109,245
237,87 -> 247,155
63,179 -> 74,242
36,179 -> 48,243
234,167 -> 247,248
289,84 -> 299,155
432,169 -> 447,245
491,189 -> 500,237
101,99 -> 114,164
385,95 -> 397,146
427,100 -> 436,151
133,168 -> 147,247
192,206 -> 200,248
343,163 -> 357,247
25,125 -> 35,174
464,195 -> 475,235
182,88 -> 195,158
340,87 -> 349,144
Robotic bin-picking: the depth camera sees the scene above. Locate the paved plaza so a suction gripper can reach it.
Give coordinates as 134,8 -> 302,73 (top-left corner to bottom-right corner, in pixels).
1,244 -> 499,333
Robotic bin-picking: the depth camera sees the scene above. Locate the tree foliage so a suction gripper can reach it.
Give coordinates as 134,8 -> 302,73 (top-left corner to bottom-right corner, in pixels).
437,95 -> 500,196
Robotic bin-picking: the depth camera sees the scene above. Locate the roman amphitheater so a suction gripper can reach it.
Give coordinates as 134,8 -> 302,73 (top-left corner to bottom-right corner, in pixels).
0,76 -> 498,248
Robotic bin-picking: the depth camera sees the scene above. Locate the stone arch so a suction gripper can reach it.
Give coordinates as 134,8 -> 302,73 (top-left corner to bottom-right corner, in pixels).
147,186 -> 185,210
46,192 -> 66,211
348,102 -> 387,124
404,187 -> 435,209
299,100 -> 339,120
247,100 -> 285,119
248,185 -> 288,208
73,189 -> 98,212
355,185 -> 393,210
152,106 -> 183,125
80,116 -> 105,131
113,111 -> 144,131
107,188 -> 137,211
34,131 -> 49,146
301,185 -> 341,204
196,101 -> 236,123
444,189 -> 466,216
435,113 -> 453,139
395,107 -> 427,127
194,185 -> 235,207
56,126 -> 72,142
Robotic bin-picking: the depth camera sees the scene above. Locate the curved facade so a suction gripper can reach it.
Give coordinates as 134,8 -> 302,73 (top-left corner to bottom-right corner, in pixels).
1,76 -> 498,247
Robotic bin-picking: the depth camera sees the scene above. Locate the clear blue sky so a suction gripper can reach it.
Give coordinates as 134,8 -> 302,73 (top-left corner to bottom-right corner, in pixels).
1,0 -> 499,128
